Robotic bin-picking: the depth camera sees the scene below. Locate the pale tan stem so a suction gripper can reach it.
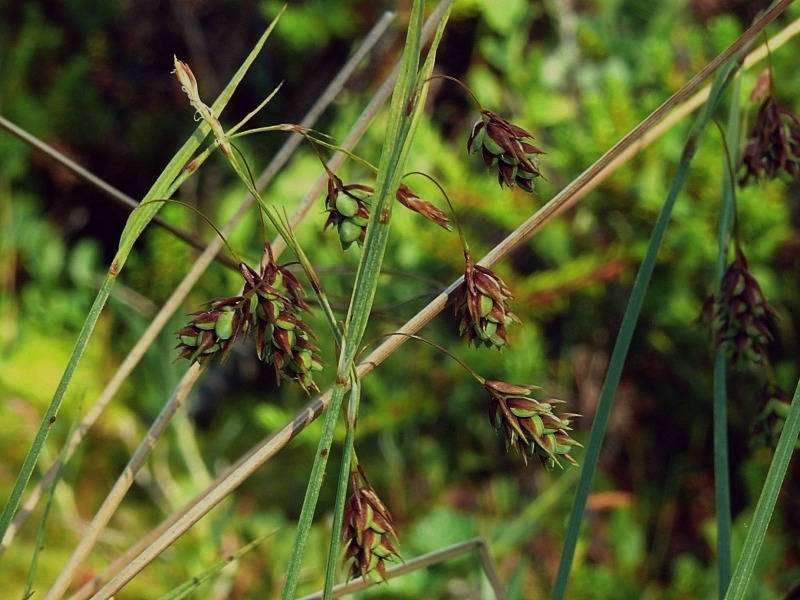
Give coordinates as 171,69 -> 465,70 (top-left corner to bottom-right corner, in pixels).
78,3 -> 797,597
0,116 -> 232,265
297,537 -> 505,599
0,11 -> 395,559
45,364 -> 202,600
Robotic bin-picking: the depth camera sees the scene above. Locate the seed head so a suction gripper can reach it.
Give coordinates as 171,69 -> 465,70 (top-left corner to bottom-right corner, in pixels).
175,296 -> 247,366
324,175 -> 372,250
240,261 -> 324,393
468,110 -> 543,192
454,259 -> 518,349
484,380 -> 581,470
342,466 -> 401,582
705,249 -> 776,366
752,383 -> 798,450
740,95 -> 800,185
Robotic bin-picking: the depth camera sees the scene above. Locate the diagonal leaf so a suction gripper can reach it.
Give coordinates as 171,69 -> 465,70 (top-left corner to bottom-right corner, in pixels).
725,378 -> 800,599
552,39 -> 746,600
0,10 -> 284,556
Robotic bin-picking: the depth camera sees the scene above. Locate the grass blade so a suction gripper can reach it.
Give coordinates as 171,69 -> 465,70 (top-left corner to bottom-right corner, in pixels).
322,374 -> 360,599
725,378 -> 800,599
280,2 -> 452,597
552,42 -> 745,600
22,401 -> 83,599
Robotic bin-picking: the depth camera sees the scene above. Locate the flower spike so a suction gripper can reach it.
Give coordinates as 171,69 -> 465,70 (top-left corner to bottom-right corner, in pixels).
484,380 -> 581,470
341,465 -> 401,582
468,110 -> 544,192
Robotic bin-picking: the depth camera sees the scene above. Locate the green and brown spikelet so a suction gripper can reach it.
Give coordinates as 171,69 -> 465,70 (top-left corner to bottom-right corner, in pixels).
485,380 -> 581,470
468,109 -> 543,192
240,256 -> 324,393
740,92 -> 800,185
342,465 -> 401,582
395,183 -> 452,231
176,244 -> 325,392
324,174 -> 372,250
175,296 -> 247,366
705,248 -> 776,366
324,176 -> 452,250
752,383 -> 798,450
454,255 -> 518,349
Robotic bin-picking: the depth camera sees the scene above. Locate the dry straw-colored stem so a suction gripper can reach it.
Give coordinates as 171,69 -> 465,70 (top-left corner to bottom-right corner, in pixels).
0,10 -> 395,562
0,115 -> 238,269
44,364 -> 202,600
298,537 -> 505,599
80,3 -> 797,598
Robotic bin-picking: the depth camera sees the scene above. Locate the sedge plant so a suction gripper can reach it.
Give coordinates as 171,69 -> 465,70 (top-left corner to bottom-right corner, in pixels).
4,1 -> 800,598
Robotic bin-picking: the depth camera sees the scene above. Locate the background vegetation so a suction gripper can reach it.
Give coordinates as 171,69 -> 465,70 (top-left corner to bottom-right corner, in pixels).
2,0 -> 799,597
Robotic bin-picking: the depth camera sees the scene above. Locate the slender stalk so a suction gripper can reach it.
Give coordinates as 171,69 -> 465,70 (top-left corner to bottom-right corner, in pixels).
551,37 -> 748,600
322,379 -> 360,600
713,76 -> 742,598
279,385 -> 347,599
724,377 -> 800,599
298,538 -> 504,600
155,533 -> 275,600
713,352 -> 731,593
23,406 -> 82,600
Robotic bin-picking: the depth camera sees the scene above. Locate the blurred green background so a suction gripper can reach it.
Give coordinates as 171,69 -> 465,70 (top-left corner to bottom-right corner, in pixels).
2,0 -> 800,597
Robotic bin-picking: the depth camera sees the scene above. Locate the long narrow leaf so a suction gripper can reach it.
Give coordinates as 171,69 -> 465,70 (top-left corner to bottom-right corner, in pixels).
22,402 -> 82,599
725,378 -> 800,599
552,43 -> 746,600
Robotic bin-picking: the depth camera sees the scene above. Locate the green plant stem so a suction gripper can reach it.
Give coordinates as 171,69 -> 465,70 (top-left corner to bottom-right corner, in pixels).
323,376 -> 361,600
712,351 -> 731,594
282,384 -> 348,597
725,377 -> 800,599
156,532 -> 275,600
280,2 -> 452,597
713,76 -> 741,598
0,273 -> 112,548
552,47 -> 744,600
23,403 -> 81,600
299,538 -> 504,600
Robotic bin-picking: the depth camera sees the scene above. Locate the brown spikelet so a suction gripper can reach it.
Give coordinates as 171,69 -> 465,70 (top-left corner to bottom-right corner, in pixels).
484,380 -> 581,470
341,466 -> 401,582
468,110 -> 543,192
